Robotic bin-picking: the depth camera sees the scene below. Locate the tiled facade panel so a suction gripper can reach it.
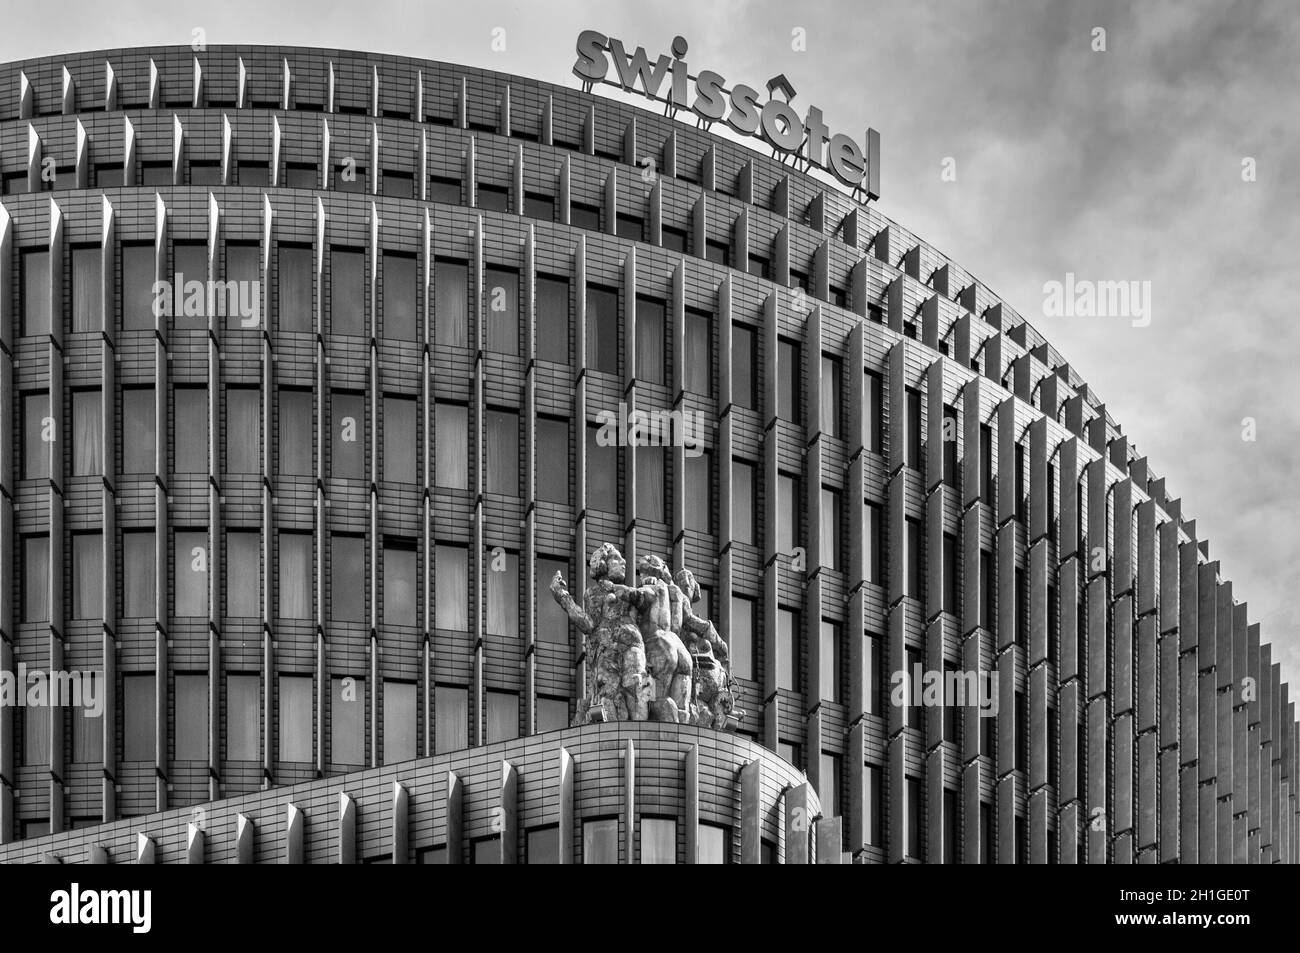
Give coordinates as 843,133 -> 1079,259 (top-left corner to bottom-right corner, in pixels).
0,45 -> 1296,863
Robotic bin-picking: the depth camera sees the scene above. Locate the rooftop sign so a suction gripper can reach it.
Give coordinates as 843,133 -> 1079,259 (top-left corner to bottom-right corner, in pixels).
573,31 -> 880,200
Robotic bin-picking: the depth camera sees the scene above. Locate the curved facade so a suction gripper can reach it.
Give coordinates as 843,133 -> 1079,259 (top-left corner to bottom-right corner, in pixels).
0,44 -> 1295,864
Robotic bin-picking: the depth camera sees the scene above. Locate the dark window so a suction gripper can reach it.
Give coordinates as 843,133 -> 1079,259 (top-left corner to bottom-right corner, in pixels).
729,596 -> 754,680
536,275 -> 570,364
732,324 -> 757,410
334,163 -> 366,193
434,402 -> 468,489
486,689 -> 519,743
776,608 -> 800,691
537,695 -> 570,732
486,409 -> 519,496
173,386 -> 208,473
684,308 -> 713,396
72,533 -> 102,621
123,674 -> 155,762
382,395 -> 417,484
905,387 -> 923,470
284,163 -> 317,189
635,296 -> 666,385
535,416 -> 568,503
865,370 -> 883,453
382,170 -> 413,199
537,557 -> 571,645
906,777 -> 922,860
524,192 -> 554,222
484,266 -> 519,355
820,487 -> 840,570
819,621 -> 841,701
980,549 -> 994,631
382,252 -> 417,341
905,517 -> 922,599
331,534 -> 365,623
865,501 -> 882,585
636,445 -> 665,523
382,541 -> 417,628
277,244 -> 313,332
226,530 -> 260,618
477,183 -> 510,212
586,424 -> 618,513
943,405 -> 959,486
122,531 -> 155,619
122,243 -> 155,330
661,226 -> 688,253
435,545 -> 469,631
820,355 -> 841,437
747,255 -> 770,280
944,789 -> 958,862
332,675 -> 365,766
570,202 -> 601,231
330,248 -> 364,336
237,162 -> 270,187
616,214 -> 643,242
279,389 -> 313,476
777,473 -> 801,554
174,529 -> 208,617
279,675 -> 313,762
943,533 -> 958,615
777,338 -> 801,422
21,250 -> 50,336
866,763 -> 882,846
279,532 -> 313,620
435,259 -> 469,347
732,459 -> 755,545
174,673 -> 208,761
585,284 -> 619,374
434,684 -> 468,752
331,391 -> 364,480
980,424 -> 994,503
226,386 -> 260,474
429,176 -> 461,205
705,240 -> 728,266
171,243 -> 208,329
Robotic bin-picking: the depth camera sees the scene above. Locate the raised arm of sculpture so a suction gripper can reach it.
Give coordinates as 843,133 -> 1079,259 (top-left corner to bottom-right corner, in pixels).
549,570 -> 595,634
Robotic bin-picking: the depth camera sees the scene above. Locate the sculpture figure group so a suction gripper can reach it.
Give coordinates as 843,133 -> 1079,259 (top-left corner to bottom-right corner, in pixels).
549,544 -> 743,730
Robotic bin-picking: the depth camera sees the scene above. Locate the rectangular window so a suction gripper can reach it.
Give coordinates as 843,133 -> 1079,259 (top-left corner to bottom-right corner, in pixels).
172,243 -> 209,329
732,324 -> 757,410
586,425 -> 618,513
484,266 -> 519,355
705,240 -> 728,266
383,680 -> 416,764
684,449 -> 712,533
865,370 -> 883,454
278,674 -> 313,762
72,246 -> 103,332
72,672 -> 103,763
486,409 -> 519,496
981,424 -> 994,504
865,501 -> 882,585
535,415 -> 568,503
278,388 -> 313,477
72,532 -> 102,620
731,459 -> 755,545
435,259 -> 469,348
583,818 -> 618,864
776,473 -> 800,555
944,789 -> 958,863
524,193 -> 555,222
478,183 -> 510,213
776,608 -> 800,692
777,338 -> 800,422
382,170 -> 414,199
429,176 -> 460,205
72,390 -> 103,475
537,696 -> 570,732
980,549 -> 994,631
335,163 -> 366,193
1016,690 -> 1028,773
943,405 -> 959,486
616,214 -> 643,242
906,777 -> 922,860
173,386 -> 208,473
536,275 -> 570,364
820,355 -> 841,437
123,530 -> 155,618
866,632 -> 882,715
729,596 -> 754,680
943,661 -> 960,744
23,392 -> 48,480
662,226 -> 688,253
906,388 -> 923,470
382,252 -> 417,341
174,530 -> 208,617
981,802 -> 993,864
21,249 -> 50,336
331,534 -> 364,623
747,254 -> 769,280
635,296 -> 665,385
330,248 -> 364,335
641,817 -> 676,864
527,825 -> 560,864
820,487 -> 840,570
122,243 -> 155,330
904,646 -> 923,730
684,308 -> 712,396
226,530 -> 260,618
123,674 -> 155,762
570,203 -> 601,231
1016,443 -> 1027,521
486,550 -> 519,639
277,244 -> 313,332
1015,567 -> 1027,649
332,390 -> 364,475
381,539 -> 417,628
487,690 -> 519,743
174,673 -> 208,761
636,445 -> 665,522
943,533 -> 959,615
122,387 -> 155,474
224,243 -> 260,332
332,676 -> 365,766
866,763 -> 882,847
819,752 -> 841,821
435,403 -> 469,489
279,531 -> 313,620
698,823 -> 729,864
537,557 -> 571,644
586,285 -> 619,374
226,675 -> 260,760
382,395 -> 417,484
435,545 -> 469,631
226,386 -> 260,474
906,517 -> 922,599
434,684 -> 468,753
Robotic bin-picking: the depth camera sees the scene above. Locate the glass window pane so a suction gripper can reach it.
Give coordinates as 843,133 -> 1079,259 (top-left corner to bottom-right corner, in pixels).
486,551 -> 519,639
636,445 -> 664,522
22,535 -> 49,622
331,676 -> 364,766
278,675 -> 313,762
331,534 -> 364,623
330,248 -> 364,335
684,309 -> 712,396
277,244 -> 313,332
175,674 -> 208,760
435,260 -> 468,347
487,690 -> 519,743
123,530 -> 155,618
383,541 -> 417,627
383,396 -> 417,483
174,530 -> 208,616
537,557 -> 570,645
122,244 -> 155,330
635,297 -> 665,384
820,487 -> 840,570
226,675 -> 260,760
434,685 -> 468,753
72,533 -> 102,620
279,389 -> 313,476
486,410 -> 518,496
585,286 -> 619,374
331,391 -> 364,479
641,817 -> 676,864
685,450 -> 711,532
777,608 -> 798,691
732,460 -> 754,544
733,324 -> 756,410
778,339 -> 800,422
123,674 -> 155,762
484,266 -> 519,355
535,417 -> 568,504
382,252 -> 417,341
586,426 -> 617,513
698,823 -> 727,864
583,818 -> 618,864
22,250 -> 50,336
435,403 -> 468,489
173,386 -> 208,473
729,597 -> 753,680
226,387 -> 260,474
24,704 -> 49,765
279,532 -> 313,620
536,276 -> 569,364
72,390 -> 103,475
171,243 -> 209,329
819,621 -> 839,701
72,247 -> 102,332
72,672 -> 104,763
527,826 -> 560,864
122,387 -> 155,474
225,243 -> 261,331
383,680 -> 416,764
227,530 -> 260,617
537,696 -> 570,731
820,355 -> 840,437
23,393 -> 48,479
435,545 -> 468,630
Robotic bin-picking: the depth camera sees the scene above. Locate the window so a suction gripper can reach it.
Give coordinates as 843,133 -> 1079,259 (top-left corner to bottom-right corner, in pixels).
190,160 -> 221,186
943,533 -> 959,615
904,646 -> 922,729
435,545 -> 469,630
819,752 -> 841,821
486,550 -> 519,639
705,240 -> 728,266
331,534 -> 364,623
175,674 -> 208,761
980,549 -> 994,631
819,621 -> 841,701
486,409 -> 519,496
434,684 -> 468,752
527,825 -> 560,864
865,370 -> 883,453
332,676 -> 365,766
981,802 -> 993,864
277,244 -> 313,332
820,355 -> 841,437
173,386 -> 208,473
382,170 -> 413,199
662,226 -> 688,253
174,530 -> 208,616
729,597 -> 754,680
906,387 -> 923,470
330,390 -> 366,475
906,517 -> 922,599
478,183 -> 510,212
537,557 -> 570,645
274,388 -> 312,477
820,487 -> 840,570
584,818 -> 618,864
537,695 -> 570,732
123,530 -> 155,618
435,259 -> 469,347
1016,444 -> 1027,521
747,254 -> 769,280
536,275 -> 570,364
429,176 -> 460,205
278,674 -> 313,762
123,674 -> 155,762
1016,690 -> 1028,773
284,163 -> 317,189
1015,567 -> 1027,649
487,690 -> 519,743
866,501 -> 882,585
630,444 -> 662,522
72,533 -> 102,620
72,390 -> 103,475
616,213 -> 643,242
685,449 -> 712,533
226,675 -> 260,760
777,338 -> 800,422
72,672 -> 103,763
731,459 -> 755,545
435,403 -> 468,489
586,285 -> 619,374
122,387 -> 155,474
524,193 -> 555,222
330,248 -> 364,335
334,163 -> 366,193
171,243 -> 208,329
586,425 -> 618,513
906,777 -> 922,860
21,249 -> 50,336
776,608 -> 800,691
380,539 -> 417,627
72,246 -> 102,332
944,789 -> 959,863
980,424 -> 994,503
382,252 -> 417,341
571,203 -> 601,231
484,266 -> 519,355
866,763 -> 882,846
943,661 -> 960,743
698,823 -> 729,864
22,392 -> 48,480
635,296 -> 665,385
777,741 -> 800,768
641,817 -> 676,864
732,324 -> 757,410
226,386 -> 260,474
777,473 -> 800,554
238,162 -> 270,187
122,243 -> 155,330
279,532 -> 313,620
866,632 -> 881,715
383,680 -> 416,764
226,530 -> 260,618
684,308 -> 712,396
943,405 -> 959,486
382,395 -> 417,484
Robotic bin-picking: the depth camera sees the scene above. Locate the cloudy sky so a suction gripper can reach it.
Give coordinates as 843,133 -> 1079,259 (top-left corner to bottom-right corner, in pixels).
5,0 -> 1297,688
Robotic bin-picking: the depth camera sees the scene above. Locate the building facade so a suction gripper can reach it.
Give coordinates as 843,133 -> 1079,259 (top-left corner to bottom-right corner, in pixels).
0,44 -> 1294,863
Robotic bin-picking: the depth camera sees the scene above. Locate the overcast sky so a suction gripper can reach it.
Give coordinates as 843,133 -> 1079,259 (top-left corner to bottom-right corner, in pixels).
5,0 -> 1297,689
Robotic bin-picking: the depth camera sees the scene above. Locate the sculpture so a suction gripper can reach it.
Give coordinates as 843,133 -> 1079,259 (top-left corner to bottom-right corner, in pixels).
549,543 -> 743,730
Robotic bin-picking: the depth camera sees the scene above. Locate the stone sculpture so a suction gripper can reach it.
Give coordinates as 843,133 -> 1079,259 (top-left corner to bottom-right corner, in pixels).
549,544 -> 743,730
